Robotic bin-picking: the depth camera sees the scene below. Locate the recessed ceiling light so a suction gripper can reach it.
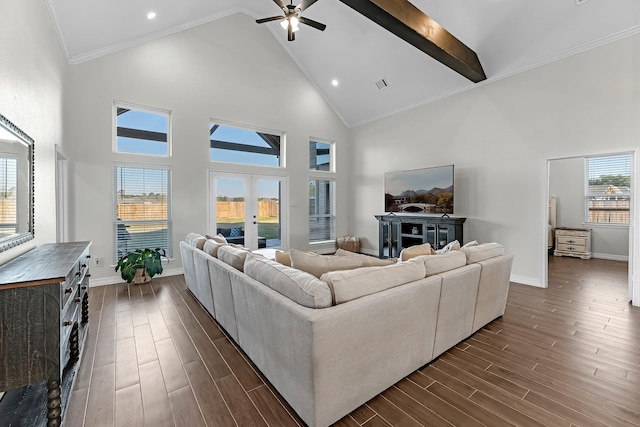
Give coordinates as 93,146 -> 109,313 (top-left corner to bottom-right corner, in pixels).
331,79 -> 339,87
147,11 -> 157,20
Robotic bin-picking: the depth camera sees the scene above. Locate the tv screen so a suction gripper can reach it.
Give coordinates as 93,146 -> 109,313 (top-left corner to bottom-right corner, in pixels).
384,165 -> 454,214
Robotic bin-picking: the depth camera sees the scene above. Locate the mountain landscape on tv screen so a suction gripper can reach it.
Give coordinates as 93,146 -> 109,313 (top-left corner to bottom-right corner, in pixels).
385,185 -> 454,214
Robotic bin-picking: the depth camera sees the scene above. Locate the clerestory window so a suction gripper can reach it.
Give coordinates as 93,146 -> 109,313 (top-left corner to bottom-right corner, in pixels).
209,121 -> 283,167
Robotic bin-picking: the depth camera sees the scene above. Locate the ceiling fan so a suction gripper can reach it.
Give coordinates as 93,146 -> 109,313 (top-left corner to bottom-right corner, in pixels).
256,0 -> 327,41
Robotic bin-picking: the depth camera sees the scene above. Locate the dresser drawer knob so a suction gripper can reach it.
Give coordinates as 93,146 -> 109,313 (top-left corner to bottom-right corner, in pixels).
63,320 -> 73,326
64,287 -> 73,294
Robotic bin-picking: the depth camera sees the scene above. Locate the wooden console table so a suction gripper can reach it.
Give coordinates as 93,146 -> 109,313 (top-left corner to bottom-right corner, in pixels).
375,214 -> 466,258
0,241 -> 91,426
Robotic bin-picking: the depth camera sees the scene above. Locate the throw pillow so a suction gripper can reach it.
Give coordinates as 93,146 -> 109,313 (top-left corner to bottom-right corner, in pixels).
399,242 -> 435,261
462,240 -> 479,248
230,227 -> 243,237
436,240 -> 460,254
289,249 -> 366,278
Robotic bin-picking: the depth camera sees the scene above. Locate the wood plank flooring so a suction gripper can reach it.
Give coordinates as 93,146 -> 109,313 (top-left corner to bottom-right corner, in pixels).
66,256 -> 639,426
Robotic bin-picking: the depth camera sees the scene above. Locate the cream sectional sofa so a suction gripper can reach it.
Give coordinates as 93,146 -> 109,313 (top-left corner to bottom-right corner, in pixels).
180,234 -> 513,427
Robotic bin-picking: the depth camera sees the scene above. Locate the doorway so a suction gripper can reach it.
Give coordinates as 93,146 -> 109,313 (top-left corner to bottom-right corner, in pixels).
208,172 -> 287,250
55,146 -> 68,243
544,151 -> 638,306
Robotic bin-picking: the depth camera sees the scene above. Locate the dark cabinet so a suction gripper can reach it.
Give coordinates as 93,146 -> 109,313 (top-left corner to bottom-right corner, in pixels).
375,214 -> 465,258
0,242 -> 91,426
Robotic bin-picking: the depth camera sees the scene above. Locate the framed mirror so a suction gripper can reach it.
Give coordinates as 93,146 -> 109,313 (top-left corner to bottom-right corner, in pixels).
0,113 -> 34,252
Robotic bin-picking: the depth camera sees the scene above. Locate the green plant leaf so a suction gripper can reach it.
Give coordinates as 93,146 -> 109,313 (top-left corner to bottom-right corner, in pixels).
115,247 -> 165,282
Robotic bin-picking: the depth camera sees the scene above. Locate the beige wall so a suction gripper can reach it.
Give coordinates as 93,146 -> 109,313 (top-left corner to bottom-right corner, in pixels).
64,13 -> 349,283
0,0 -> 66,264
349,34 -> 640,285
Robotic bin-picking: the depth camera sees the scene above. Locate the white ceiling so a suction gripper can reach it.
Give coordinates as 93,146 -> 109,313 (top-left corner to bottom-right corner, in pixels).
45,0 -> 640,127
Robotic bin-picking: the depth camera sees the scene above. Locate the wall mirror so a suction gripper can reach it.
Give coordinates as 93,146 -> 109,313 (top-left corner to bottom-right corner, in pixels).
0,113 -> 34,252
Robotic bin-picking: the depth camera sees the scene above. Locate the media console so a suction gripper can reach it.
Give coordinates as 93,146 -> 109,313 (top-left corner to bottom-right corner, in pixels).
375,214 -> 466,258
0,242 -> 91,426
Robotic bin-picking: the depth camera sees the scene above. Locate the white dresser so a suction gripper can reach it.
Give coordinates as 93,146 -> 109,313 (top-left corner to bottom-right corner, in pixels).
554,227 -> 592,259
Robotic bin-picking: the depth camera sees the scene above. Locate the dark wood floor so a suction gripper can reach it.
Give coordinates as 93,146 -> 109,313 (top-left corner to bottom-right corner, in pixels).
65,256 -> 639,426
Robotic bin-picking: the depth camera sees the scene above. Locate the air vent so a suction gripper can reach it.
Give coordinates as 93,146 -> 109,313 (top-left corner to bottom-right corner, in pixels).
375,78 -> 389,90
576,0 -> 591,5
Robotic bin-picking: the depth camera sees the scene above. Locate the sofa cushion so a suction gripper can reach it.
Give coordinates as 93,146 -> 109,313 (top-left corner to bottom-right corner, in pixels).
461,242 -> 505,264
275,250 -> 291,266
244,253 -> 332,308
289,249 -> 365,278
413,251 -> 467,276
203,239 -> 226,257
334,249 -> 397,267
399,242 -> 435,261
463,240 -> 478,248
218,245 -> 250,271
186,232 -> 207,250
320,260 -> 426,304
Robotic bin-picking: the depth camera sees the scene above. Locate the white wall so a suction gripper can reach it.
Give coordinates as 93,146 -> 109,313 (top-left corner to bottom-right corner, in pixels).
350,33 -> 640,285
549,157 -> 629,260
64,13 -> 349,283
0,0 -> 66,265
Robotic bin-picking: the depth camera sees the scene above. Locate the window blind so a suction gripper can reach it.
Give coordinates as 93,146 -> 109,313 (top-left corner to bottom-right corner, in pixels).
309,179 -> 335,242
114,165 -> 172,260
585,154 -> 631,224
0,156 -> 17,237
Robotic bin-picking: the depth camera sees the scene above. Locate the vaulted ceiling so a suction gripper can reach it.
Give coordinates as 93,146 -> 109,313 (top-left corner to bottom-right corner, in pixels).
45,0 -> 640,127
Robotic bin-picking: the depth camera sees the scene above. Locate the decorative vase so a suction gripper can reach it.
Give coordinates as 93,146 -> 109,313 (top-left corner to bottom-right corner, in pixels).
133,268 -> 151,284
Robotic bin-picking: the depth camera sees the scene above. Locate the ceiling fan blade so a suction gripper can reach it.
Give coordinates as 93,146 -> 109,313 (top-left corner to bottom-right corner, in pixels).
296,0 -> 318,12
256,15 -> 285,24
288,21 -> 293,41
299,16 -> 326,31
272,0 -> 287,11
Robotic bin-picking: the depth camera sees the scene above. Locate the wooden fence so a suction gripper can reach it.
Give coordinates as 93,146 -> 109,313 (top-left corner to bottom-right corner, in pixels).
216,200 -> 279,220
116,200 -> 279,222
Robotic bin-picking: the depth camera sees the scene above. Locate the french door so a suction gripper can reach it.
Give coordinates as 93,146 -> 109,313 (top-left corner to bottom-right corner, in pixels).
208,172 -> 286,250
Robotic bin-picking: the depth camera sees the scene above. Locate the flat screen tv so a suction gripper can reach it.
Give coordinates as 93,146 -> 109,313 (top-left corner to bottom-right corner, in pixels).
384,165 -> 454,214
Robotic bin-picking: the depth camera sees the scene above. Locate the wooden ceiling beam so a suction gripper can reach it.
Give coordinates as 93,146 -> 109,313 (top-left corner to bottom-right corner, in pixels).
338,0 -> 487,83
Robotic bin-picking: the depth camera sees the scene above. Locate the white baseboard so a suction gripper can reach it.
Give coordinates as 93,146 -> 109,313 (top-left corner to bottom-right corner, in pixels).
510,274 -> 544,288
89,267 -> 185,287
592,253 -> 629,262
360,248 -> 379,257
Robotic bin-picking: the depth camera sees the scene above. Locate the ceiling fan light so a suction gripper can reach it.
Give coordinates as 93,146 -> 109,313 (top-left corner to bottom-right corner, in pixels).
280,16 -> 300,32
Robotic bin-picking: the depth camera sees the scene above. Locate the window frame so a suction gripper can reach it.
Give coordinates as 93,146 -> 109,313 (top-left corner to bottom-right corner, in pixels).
584,153 -> 632,227
113,163 -> 173,262
113,102 -> 172,157
309,139 -> 335,173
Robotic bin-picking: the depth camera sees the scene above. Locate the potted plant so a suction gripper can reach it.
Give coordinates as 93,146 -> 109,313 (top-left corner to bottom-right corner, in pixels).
115,247 -> 166,284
